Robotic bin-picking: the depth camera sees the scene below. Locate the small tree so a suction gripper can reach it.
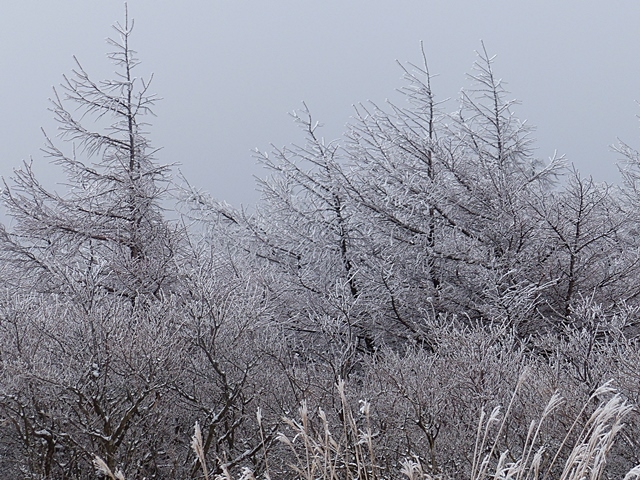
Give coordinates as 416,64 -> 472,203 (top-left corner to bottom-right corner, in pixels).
0,7 -> 176,306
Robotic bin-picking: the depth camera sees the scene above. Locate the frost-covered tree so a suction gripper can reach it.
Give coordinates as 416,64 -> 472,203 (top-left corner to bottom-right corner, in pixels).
344,45 -> 564,336
0,9 -> 177,306
184,105 -> 371,378
253,107 -> 377,374
439,44 -> 564,326
529,169 -> 632,322
0,10 -> 188,478
344,48 -> 449,344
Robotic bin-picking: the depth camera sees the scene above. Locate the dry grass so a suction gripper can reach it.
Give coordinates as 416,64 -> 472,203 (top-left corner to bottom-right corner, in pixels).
93,376 -> 640,480
275,379 -> 378,480
400,375 -> 640,480
92,455 -> 126,480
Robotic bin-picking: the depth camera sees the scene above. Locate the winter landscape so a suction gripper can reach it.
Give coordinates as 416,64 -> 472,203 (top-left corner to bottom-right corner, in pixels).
2,5 -> 640,480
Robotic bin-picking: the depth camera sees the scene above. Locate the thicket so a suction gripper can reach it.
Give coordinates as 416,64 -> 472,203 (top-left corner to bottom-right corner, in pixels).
1,11 -> 640,480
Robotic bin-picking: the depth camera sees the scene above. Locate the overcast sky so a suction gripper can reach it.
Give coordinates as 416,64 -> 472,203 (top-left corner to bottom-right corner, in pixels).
1,1 -> 639,207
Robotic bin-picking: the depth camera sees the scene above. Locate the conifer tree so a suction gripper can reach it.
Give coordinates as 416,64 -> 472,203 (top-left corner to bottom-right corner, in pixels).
0,7 -> 176,306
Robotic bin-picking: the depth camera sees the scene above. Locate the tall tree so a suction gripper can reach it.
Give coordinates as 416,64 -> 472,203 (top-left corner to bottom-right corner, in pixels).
345,48 -> 446,343
441,44 -> 564,325
0,8 -> 176,306
346,45 -> 564,334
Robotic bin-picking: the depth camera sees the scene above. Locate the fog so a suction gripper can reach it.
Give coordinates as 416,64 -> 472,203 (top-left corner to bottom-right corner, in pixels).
1,1 -> 638,207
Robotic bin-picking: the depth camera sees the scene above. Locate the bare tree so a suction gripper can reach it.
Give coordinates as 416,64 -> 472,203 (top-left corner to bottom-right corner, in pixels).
344,44 -> 564,336
345,47 -> 449,343
0,9 -> 189,478
528,169 -> 634,323
0,7 -> 177,307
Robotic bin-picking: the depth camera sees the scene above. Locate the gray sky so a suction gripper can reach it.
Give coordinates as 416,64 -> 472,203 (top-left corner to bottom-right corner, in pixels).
1,1 -> 639,207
